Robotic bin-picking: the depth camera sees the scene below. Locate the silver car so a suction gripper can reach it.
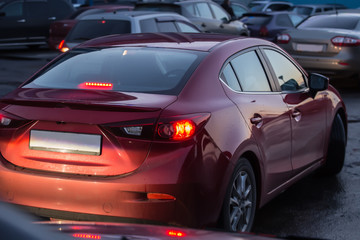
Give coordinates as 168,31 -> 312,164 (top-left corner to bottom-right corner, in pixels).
277,10 -> 360,82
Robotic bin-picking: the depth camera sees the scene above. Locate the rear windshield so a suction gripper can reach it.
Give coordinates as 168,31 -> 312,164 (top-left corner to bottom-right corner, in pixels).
23,47 -> 206,95
297,14 -> 360,30
240,15 -> 271,25
67,20 -> 131,42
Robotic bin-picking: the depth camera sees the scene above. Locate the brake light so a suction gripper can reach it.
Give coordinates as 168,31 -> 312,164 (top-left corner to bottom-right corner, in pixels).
78,82 -> 113,90
72,233 -> 101,239
331,36 -> 360,47
158,119 -> 195,140
147,193 -> 176,200
167,230 -> 186,237
259,26 -> 268,37
58,39 -> 69,52
277,33 -> 290,44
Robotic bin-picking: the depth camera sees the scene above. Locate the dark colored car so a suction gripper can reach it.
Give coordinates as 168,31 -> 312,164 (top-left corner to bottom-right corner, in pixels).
59,11 -> 200,52
0,0 -> 74,48
135,0 -> 250,36
48,4 -> 133,50
240,12 -> 305,42
0,33 -> 346,233
277,10 -> 360,81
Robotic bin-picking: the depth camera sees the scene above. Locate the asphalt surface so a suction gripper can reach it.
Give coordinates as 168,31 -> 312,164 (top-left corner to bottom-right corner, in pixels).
0,48 -> 359,240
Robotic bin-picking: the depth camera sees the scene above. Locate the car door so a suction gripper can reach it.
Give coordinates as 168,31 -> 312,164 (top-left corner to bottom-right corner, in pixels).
23,0 -> 49,40
181,2 -> 220,33
220,48 -> 293,194
261,48 -> 328,174
0,0 -> 28,43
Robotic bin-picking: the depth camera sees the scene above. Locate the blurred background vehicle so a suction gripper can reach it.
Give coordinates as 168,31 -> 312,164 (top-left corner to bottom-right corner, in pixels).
291,4 -> 347,17
213,0 -> 250,19
0,0 -> 74,48
48,4 -> 133,50
277,10 -> 360,83
248,1 -> 293,12
135,0 -> 250,36
59,11 -> 200,51
240,11 -> 304,41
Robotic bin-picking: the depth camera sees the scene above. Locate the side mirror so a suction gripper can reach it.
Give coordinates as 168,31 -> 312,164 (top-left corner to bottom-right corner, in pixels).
309,73 -> 329,97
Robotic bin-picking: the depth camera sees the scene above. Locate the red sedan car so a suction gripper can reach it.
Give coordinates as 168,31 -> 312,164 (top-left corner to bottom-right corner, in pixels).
0,33 -> 347,232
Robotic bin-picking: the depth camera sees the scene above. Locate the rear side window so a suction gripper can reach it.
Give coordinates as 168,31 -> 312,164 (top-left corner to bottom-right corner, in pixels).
23,47 -> 206,95
67,20 -> 131,42
228,51 -> 271,92
240,15 -> 271,25
1,2 -> 23,16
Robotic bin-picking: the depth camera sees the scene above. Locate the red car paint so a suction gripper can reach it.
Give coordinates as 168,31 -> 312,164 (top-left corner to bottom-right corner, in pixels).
0,33 -> 346,231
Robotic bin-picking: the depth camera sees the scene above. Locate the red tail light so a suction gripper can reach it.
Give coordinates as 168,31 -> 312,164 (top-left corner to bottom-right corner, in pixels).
157,113 -> 210,141
58,39 -> 69,52
331,36 -> 360,47
166,230 -> 186,237
277,33 -> 290,44
259,26 -> 268,37
0,111 -> 29,128
78,82 -> 113,90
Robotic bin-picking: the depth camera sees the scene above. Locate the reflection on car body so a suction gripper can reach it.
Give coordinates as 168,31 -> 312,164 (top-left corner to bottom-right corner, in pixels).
0,33 -> 347,233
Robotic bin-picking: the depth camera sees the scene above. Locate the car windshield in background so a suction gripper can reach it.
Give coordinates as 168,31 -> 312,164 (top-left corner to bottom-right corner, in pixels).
23,47 -> 205,95
67,20 -> 131,42
297,14 -> 360,30
292,6 -> 313,16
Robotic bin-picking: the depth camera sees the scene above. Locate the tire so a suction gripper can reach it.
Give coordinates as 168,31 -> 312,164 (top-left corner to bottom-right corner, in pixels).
320,114 -> 346,175
221,157 -> 257,232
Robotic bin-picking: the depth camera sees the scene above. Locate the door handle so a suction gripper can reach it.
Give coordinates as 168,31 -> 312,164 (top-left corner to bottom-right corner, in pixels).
292,109 -> 301,122
250,114 -> 263,128
48,17 -> 56,20
201,23 -> 206,28
17,19 -> 26,23
220,24 -> 224,28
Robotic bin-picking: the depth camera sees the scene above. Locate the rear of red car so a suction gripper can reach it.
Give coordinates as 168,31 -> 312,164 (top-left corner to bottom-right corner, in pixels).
0,45 -> 229,227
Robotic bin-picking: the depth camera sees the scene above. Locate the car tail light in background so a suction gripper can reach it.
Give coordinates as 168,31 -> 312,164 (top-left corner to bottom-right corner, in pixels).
73,233 -> 101,239
331,36 -> 360,47
259,26 -> 268,37
277,33 -> 290,44
58,39 -> 69,52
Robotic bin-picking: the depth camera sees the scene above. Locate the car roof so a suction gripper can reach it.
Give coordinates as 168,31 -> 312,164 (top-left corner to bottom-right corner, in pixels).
79,10 -> 186,21
78,32 -> 269,52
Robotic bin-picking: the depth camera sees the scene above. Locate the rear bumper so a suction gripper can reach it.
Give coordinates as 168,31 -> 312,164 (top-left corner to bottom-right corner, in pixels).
0,140 -> 231,228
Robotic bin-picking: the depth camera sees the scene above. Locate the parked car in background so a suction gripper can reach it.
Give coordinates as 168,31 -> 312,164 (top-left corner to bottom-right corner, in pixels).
0,32 -> 346,233
291,4 -> 347,17
135,0 -> 249,36
213,0 -> 249,19
240,12 -> 305,42
59,11 -> 200,51
249,1 -> 293,12
48,4 -> 133,50
277,11 -> 360,82
0,0 -> 74,48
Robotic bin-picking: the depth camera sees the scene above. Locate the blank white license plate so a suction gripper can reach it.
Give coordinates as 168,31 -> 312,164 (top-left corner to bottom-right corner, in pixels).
296,43 -> 324,52
29,130 -> 101,155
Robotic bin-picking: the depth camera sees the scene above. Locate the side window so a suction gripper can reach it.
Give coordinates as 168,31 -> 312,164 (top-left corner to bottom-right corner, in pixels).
140,19 -> 158,32
195,3 -> 213,19
176,22 -> 199,33
209,3 -> 229,21
264,49 -> 306,91
49,0 -> 74,19
157,21 -> 177,32
231,51 -> 271,92
220,64 -> 241,91
25,2 -> 47,19
1,2 -> 24,17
